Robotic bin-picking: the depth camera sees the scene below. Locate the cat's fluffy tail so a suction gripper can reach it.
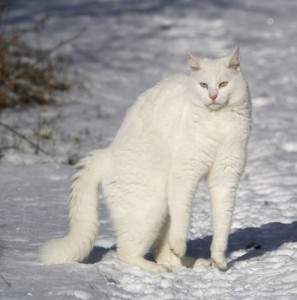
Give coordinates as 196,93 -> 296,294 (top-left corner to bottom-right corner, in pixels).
39,150 -> 108,264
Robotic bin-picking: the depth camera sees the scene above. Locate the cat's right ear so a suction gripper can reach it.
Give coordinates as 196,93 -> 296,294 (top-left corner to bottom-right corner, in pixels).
225,46 -> 240,71
187,53 -> 200,72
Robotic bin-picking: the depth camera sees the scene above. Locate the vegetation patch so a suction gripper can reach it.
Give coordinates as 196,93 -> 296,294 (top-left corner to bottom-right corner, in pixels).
0,32 -> 71,109
0,1 -> 85,160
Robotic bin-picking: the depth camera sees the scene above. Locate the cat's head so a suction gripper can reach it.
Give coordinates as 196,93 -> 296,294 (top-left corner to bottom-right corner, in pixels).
188,47 -> 248,111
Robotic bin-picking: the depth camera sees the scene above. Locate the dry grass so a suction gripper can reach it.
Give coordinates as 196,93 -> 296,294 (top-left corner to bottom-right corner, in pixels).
0,32 -> 70,109
0,0 -> 83,158
0,0 -> 72,110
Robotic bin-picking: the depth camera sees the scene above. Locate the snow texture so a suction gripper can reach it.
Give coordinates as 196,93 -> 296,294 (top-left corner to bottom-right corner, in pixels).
1,0 -> 297,299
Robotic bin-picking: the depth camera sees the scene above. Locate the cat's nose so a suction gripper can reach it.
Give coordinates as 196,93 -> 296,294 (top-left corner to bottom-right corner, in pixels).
209,94 -> 218,102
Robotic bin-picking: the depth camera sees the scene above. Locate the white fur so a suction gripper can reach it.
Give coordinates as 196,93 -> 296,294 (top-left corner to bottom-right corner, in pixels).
40,47 -> 251,272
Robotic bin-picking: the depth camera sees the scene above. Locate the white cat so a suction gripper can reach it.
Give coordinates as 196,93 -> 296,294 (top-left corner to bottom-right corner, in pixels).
40,47 -> 251,272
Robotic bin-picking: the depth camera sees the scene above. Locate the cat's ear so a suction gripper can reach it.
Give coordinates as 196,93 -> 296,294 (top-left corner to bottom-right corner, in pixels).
187,52 -> 201,71
225,46 -> 240,71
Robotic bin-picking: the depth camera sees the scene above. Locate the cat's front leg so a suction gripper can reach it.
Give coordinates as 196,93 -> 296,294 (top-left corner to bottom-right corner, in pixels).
207,156 -> 245,270
168,166 -> 201,258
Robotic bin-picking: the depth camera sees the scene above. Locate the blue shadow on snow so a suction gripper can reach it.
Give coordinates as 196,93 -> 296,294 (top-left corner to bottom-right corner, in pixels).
84,221 -> 297,266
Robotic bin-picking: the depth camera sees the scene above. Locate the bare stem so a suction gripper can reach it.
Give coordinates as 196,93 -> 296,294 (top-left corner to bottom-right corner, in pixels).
10,28 -> 86,80
0,272 -> 11,287
0,121 -> 50,156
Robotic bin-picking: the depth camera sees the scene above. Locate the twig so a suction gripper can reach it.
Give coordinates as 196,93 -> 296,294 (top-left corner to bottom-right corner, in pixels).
0,145 -> 16,151
0,272 -> 11,287
11,28 -> 86,80
35,108 -> 42,155
0,120 -> 50,156
0,34 -> 18,52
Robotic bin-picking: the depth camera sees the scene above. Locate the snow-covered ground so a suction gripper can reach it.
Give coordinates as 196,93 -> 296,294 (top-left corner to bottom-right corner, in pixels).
1,0 -> 297,299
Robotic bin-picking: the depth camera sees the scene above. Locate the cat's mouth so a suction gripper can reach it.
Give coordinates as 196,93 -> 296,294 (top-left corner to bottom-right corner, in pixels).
206,103 -> 223,111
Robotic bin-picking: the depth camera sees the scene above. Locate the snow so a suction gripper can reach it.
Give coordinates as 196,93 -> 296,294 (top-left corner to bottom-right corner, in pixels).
1,0 -> 297,299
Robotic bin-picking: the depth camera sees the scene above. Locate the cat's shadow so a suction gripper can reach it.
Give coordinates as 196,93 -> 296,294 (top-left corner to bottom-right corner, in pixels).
187,221 -> 297,265
84,221 -> 297,266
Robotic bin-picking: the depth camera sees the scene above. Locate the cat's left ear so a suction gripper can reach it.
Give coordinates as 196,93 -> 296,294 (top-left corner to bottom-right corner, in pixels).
187,53 -> 201,72
225,46 -> 240,71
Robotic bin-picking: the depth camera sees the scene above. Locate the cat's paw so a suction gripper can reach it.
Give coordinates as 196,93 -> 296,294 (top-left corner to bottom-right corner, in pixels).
194,258 -> 211,267
211,252 -> 227,270
152,263 -> 171,273
156,252 -> 182,267
169,238 -> 186,258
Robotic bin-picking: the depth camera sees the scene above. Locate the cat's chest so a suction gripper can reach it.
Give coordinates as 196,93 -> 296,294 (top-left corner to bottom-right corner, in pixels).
191,111 -> 236,144
170,111 -> 244,169
165,103 -> 249,156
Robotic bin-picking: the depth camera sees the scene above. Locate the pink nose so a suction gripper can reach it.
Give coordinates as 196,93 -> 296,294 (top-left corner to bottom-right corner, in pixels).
209,94 -> 218,102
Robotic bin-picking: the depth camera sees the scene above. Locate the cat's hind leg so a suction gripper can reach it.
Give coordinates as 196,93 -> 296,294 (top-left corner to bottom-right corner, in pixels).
108,185 -> 170,272
118,254 -> 170,273
116,223 -> 170,272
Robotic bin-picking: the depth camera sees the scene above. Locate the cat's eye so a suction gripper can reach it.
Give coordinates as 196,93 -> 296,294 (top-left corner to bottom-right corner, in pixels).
219,81 -> 228,88
200,82 -> 208,88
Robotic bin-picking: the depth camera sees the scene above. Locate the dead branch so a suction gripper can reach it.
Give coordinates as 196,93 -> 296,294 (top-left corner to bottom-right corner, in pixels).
0,34 -> 18,52
0,272 -> 11,287
10,27 -> 86,81
0,120 -> 50,156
